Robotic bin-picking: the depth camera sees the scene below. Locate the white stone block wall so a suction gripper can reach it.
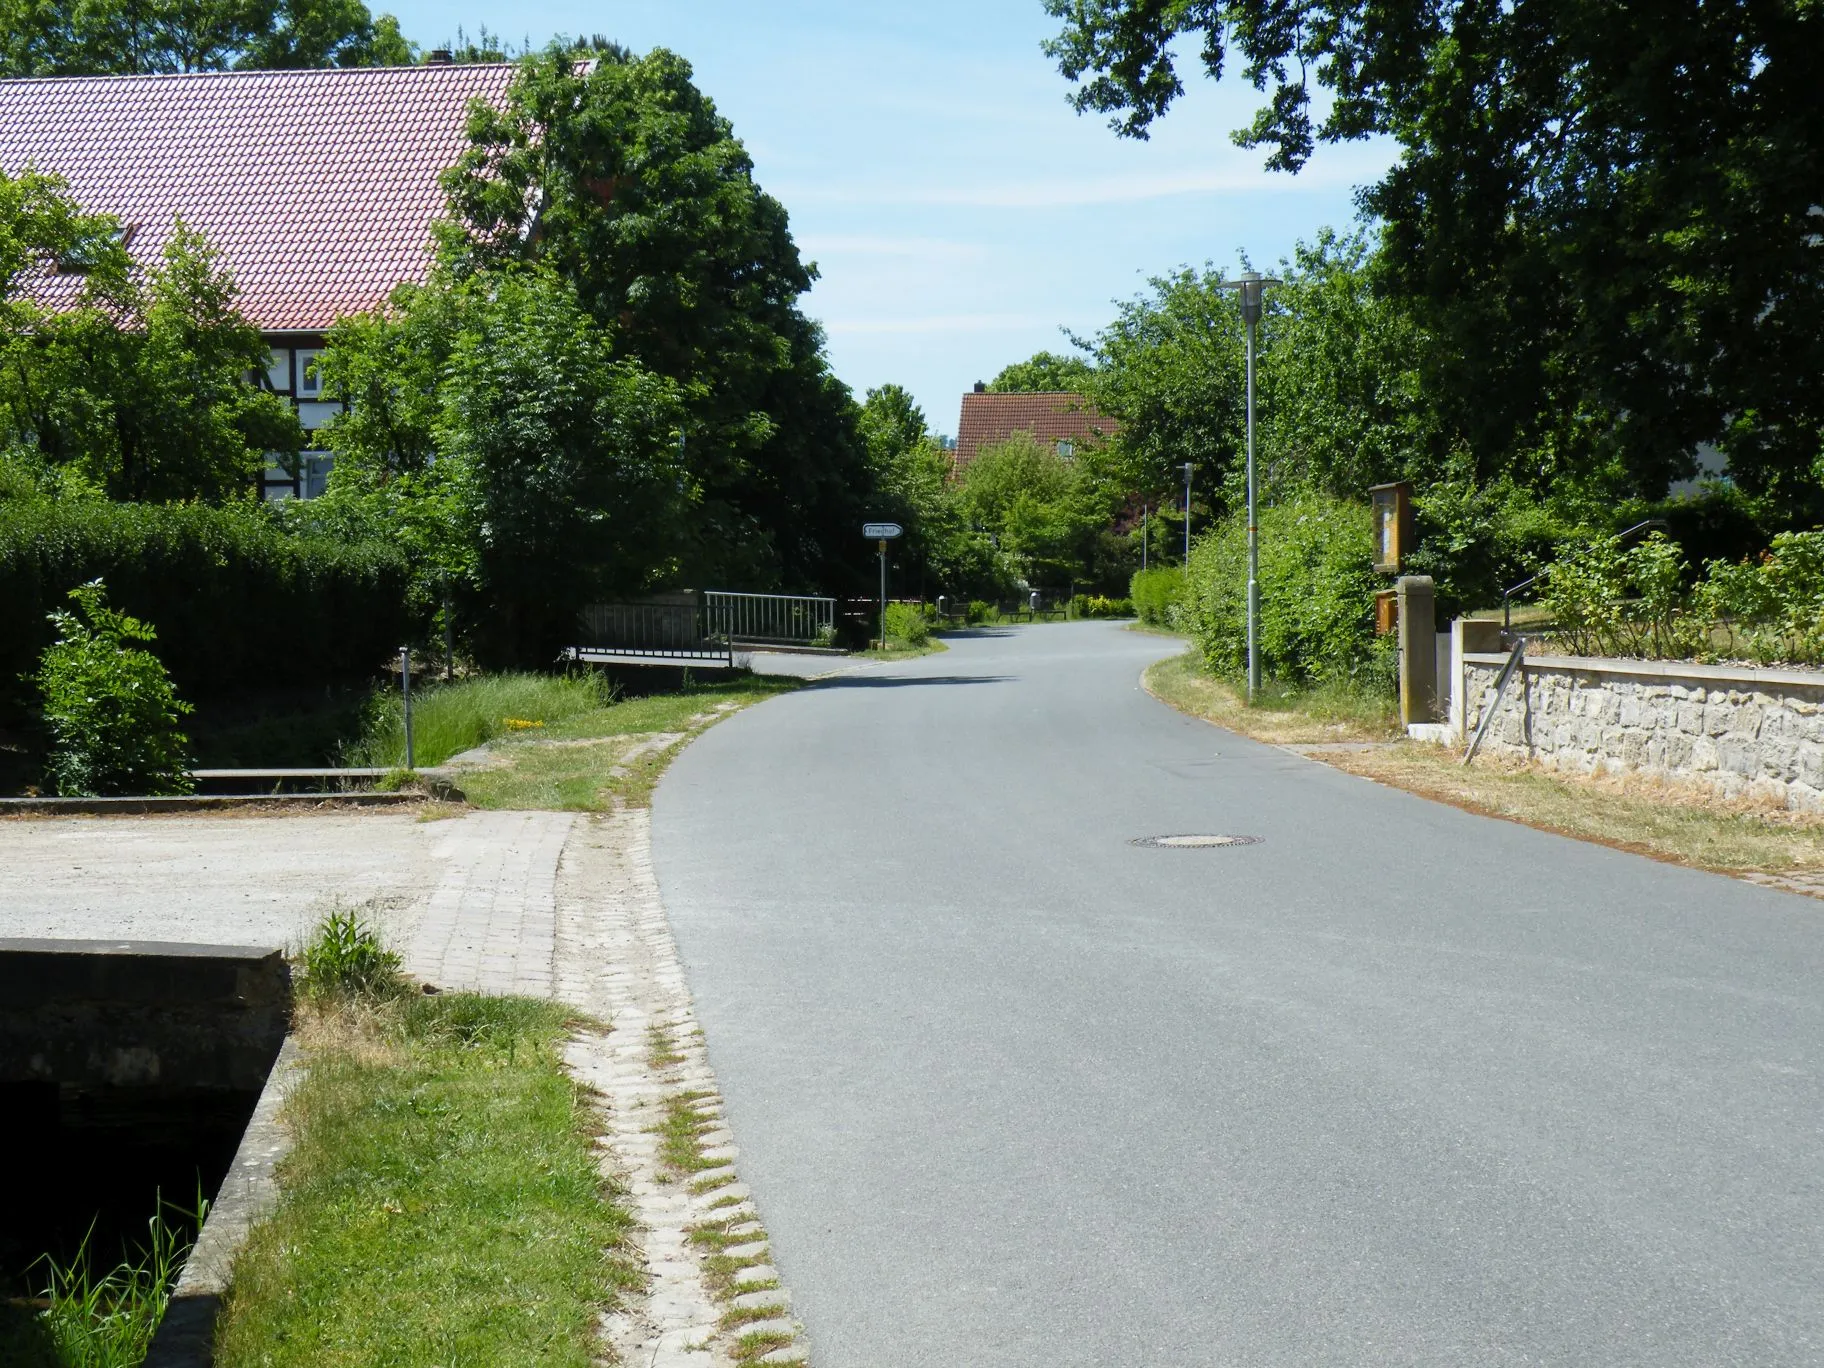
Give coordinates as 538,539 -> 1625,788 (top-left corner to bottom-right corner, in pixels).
1462,652 -> 1824,811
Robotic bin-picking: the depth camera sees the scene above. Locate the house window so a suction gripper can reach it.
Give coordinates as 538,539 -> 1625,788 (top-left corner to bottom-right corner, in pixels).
300,451 -> 335,499
265,348 -> 292,393
1057,440 -> 1075,459
296,349 -> 325,399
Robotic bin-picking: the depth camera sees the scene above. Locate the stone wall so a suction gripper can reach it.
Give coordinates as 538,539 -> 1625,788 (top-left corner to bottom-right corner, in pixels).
1462,651 -> 1824,811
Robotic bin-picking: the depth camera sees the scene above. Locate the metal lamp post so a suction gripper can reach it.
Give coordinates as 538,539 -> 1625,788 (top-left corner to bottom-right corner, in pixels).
1216,270 -> 1280,702
1181,463 -> 1193,571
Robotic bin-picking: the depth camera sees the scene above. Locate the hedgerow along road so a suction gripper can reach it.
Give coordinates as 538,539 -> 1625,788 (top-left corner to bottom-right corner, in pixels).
652,621 -> 1824,1367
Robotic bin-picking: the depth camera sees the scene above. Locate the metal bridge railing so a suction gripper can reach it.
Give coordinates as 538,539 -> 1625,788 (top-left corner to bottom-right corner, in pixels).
705,591 -> 835,646
578,601 -> 712,653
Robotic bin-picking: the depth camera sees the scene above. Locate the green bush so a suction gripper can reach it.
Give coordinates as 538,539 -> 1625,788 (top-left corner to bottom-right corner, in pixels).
35,581 -> 195,796
883,602 -> 929,647
1183,492 -> 1393,690
1069,594 -> 1135,619
350,671 -> 612,768
1542,528 -> 1824,664
1405,478 -> 1583,619
1129,567 -> 1186,627
0,499 -> 411,722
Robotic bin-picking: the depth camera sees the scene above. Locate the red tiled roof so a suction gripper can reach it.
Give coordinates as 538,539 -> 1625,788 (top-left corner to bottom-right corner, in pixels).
0,64 -> 516,332
953,390 -> 1120,471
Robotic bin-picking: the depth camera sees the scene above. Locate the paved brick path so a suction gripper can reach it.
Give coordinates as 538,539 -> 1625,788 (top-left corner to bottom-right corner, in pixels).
402,810 -> 576,995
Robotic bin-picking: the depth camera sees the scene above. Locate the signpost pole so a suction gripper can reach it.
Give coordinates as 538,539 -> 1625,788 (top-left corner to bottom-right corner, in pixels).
399,645 -> 414,770
861,522 -> 904,648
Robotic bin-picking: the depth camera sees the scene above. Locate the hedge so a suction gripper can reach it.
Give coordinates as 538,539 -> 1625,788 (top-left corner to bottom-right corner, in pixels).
1182,491 -> 1394,690
0,500 -> 411,718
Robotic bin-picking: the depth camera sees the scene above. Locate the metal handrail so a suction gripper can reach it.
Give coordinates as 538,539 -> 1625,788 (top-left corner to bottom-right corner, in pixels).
1501,519 -> 1669,631
1463,636 -> 1526,765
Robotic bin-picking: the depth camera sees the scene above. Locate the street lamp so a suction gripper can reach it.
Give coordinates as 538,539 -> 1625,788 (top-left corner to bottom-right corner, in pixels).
1181,462 -> 1193,571
1216,270 -> 1280,702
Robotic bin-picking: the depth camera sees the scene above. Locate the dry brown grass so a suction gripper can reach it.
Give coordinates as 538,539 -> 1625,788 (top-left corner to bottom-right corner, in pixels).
1330,743 -> 1824,877
1145,649 -> 1824,887
1142,652 -> 1400,746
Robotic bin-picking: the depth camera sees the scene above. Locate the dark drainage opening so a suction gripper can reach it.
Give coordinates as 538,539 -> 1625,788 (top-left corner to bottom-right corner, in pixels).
0,940 -> 289,1360
1130,834 -> 1263,848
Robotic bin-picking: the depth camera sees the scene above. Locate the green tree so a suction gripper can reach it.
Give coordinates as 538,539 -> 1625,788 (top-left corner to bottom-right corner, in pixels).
1044,0 -> 1824,517
35,580 -> 194,797
988,350 -> 1097,393
0,0 -> 415,75
858,384 -> 1005,599
958,433 -> 1107,588
320,269 -> 687,667
1256,229 -> 1434,500
436,46 -> 877,592
240,0 -> 417,68
1083,265 -> 1245,516
0,172 -> 300,501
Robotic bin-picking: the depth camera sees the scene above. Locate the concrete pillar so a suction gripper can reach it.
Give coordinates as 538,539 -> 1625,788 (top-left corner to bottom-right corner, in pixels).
1448,617 -> 1504,742
1397,576 -> 1437,725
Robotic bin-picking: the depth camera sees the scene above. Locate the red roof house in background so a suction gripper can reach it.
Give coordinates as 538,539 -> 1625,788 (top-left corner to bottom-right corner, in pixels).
952,383 -> 1119,473
0,64 -> 515,497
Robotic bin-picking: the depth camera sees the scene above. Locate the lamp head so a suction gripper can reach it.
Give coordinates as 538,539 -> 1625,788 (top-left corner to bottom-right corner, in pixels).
1217,271 -> 1281,325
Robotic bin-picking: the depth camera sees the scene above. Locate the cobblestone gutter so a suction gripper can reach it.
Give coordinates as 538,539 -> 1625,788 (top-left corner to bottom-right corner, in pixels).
1465,652 -> 1824,811
556,810 -> 807,1367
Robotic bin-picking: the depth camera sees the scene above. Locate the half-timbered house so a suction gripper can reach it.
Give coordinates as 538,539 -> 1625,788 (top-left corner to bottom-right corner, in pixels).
0,62 -> 514,498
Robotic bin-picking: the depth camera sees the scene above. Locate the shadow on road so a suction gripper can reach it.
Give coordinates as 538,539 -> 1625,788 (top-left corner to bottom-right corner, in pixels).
810,674 -> 1015,690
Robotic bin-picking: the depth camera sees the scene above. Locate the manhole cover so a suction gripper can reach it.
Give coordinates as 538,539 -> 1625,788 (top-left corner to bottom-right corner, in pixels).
1129,834 -> 1262,849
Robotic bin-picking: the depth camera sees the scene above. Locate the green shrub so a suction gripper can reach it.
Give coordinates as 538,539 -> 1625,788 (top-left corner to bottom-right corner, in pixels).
1405,478 -> 1584,619
1129,567 -> 1186,627
1183,492 -> 1393,690
301,905 -> 404,999
1070,593 -> 1134,619
35,581 -> 194,796
0,499 -> 410,722
1542,528 -> 1824,664
883,602 -> 929,647
1541,531 -> 1693,658
350,671 -> 612,768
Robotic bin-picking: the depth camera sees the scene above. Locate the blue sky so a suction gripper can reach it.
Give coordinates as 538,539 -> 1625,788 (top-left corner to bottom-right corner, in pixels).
384,1 -> 1394,440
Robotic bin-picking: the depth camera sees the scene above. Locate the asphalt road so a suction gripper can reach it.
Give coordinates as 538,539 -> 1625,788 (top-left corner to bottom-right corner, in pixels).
651,622 -> 1824,1366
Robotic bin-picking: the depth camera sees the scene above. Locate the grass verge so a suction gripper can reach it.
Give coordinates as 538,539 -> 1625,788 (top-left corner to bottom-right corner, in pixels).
352,672 -> 616,769
1142,650 -> 1399,745
1146,648 -> 1824,880
1327,744 -> 1824,877
212,991 -> 636,1368
451,675 -> 799,812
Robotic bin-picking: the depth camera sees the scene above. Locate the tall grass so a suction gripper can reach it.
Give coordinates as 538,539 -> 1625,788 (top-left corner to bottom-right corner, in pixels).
349,672 -> 613,769
33,1198 -> 199,1368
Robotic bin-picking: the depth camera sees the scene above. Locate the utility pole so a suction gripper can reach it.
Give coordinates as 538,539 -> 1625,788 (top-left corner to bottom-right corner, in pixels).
1217,270 -> 1280,702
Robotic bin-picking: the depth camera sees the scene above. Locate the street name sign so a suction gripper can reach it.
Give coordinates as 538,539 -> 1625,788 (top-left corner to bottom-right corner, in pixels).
862,522 -> 903,539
